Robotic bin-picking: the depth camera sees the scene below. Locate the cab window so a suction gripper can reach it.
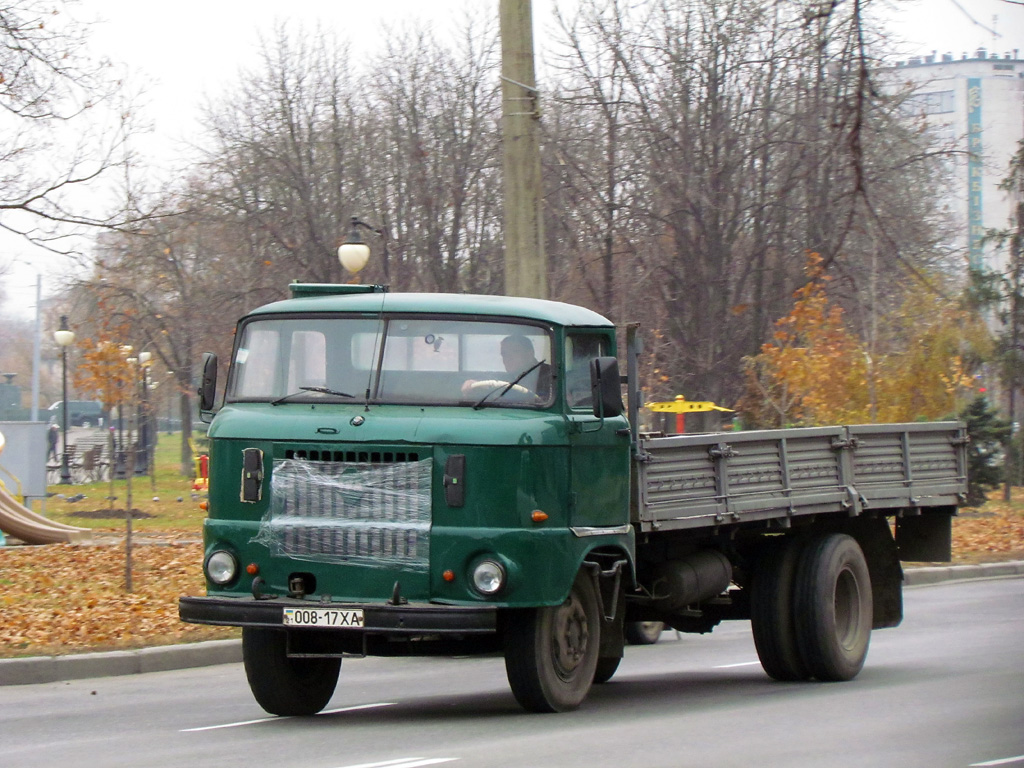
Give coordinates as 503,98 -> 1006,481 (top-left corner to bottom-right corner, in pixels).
565,333 -> 608,409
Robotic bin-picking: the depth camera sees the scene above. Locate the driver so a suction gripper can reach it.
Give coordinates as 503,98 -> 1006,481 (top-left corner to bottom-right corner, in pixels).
461,334 -> 551,402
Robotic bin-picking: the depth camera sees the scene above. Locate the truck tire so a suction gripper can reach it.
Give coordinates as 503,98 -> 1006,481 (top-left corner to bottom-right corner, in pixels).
242,627 -> 341,716
624,621 -> 665,645
503,570 -> 601,712
592,656 -> 621,684
750,537 -> 810,681
794,533 -> 873,681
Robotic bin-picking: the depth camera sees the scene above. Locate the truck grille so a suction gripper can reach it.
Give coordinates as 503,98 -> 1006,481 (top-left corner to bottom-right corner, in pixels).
254,455 -> 432,571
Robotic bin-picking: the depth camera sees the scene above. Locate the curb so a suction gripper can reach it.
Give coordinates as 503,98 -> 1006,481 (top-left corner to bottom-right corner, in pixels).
0,639 -> 242,687
2,562 -> 1022,687
902,560 -> 1024,586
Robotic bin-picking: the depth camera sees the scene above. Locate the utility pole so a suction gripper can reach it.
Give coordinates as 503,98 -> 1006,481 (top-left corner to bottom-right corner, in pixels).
500,0 -> 547,299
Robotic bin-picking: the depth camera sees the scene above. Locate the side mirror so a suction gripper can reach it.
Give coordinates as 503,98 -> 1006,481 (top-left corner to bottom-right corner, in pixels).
198,353 -> 218,412
590,356 -> 623,418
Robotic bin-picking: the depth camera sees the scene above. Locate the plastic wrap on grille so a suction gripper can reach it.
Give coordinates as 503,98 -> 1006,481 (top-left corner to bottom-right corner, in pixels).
253,457 -> 432,571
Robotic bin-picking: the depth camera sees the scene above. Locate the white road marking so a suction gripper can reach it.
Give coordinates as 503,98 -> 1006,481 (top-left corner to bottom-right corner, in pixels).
714,661 -> 762,669
181,716 -> 278,732
321,703 -> 396,716
336,759 -> 458,768
180,702 -> 394,732
971,757 -> 1024,767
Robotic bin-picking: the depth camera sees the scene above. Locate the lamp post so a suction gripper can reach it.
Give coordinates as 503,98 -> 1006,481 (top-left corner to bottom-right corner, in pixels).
138,351 -> 151,476
165,370 -> 174,434
113,344 -> 132,480
126,356 -> 139,477
338,216 -> 384,280
53,316 -> 75,485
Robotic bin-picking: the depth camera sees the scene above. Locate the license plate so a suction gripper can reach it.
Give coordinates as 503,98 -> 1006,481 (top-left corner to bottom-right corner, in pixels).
282,607 -> 364,628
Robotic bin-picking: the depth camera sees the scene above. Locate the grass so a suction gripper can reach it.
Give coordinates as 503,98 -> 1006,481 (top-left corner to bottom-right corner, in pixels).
42,431 -> 209,532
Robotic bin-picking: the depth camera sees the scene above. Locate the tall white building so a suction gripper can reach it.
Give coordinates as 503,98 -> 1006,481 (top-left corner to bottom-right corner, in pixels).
891,49 -> 1024,275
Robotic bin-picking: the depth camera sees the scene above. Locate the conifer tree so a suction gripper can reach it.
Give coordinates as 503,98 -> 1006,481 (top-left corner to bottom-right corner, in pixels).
960,396 -> 1012,507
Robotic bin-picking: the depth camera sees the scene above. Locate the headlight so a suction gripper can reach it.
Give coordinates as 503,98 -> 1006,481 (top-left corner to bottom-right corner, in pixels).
471,559 -> 506,596
206,550 -> 239,585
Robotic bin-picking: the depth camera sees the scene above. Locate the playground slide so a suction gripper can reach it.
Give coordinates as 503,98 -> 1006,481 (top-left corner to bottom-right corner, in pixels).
0,484 -> 91,544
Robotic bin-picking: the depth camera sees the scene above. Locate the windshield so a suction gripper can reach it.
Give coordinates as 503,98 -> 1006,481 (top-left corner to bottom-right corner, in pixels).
227,315 -> 555,408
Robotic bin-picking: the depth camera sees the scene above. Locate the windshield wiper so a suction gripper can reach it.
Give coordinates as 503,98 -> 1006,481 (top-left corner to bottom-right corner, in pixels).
473,361 -> 544,410
270,386 -> 356,406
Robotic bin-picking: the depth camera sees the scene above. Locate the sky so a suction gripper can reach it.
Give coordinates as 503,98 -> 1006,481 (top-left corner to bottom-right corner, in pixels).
885,0 -> 1023,56
1,0 -> 1022,322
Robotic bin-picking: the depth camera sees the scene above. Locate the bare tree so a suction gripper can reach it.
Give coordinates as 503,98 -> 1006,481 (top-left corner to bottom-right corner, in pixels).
68,188 -> 241,474
541,0 -> 954,408
192,15 -> 503,296
362,11 -> 503,292
195,24 -> 361,289
544,0 -> 651,321
0,0 -> 138,257
57,0 -> 965,436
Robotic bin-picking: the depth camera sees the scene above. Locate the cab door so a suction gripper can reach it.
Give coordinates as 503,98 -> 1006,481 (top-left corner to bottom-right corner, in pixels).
565,332 -> 631,529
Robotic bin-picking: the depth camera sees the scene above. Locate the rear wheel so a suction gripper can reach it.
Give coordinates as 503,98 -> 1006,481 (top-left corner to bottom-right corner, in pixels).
242,627 -> 341,716
750,537 -> 810,681
503,571 -> 601,712
794,533 -> 873,681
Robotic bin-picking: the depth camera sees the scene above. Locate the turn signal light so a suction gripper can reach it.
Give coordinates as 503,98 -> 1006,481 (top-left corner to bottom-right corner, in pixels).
199,500 -> 209,511
246,563 -> 259,576
442,569 -> 455,582
531,510 -> 549,522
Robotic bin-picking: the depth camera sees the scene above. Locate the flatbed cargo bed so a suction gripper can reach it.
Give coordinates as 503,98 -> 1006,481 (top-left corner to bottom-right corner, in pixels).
635,421 -> 967,532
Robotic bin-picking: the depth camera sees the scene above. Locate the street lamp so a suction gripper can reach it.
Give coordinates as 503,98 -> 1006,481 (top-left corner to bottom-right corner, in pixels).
338,216 -> 387,280
53,316 -> 75,485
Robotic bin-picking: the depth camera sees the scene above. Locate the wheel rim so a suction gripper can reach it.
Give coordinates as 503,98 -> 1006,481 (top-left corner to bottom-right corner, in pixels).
834,566 -> 862,651
550,591 -> 590,681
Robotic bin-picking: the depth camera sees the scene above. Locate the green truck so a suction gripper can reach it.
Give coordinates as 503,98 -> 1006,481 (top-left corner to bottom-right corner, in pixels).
179,283 -> 968,715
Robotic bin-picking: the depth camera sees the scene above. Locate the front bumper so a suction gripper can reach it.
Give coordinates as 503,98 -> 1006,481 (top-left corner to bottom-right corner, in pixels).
179,595 -> 498,635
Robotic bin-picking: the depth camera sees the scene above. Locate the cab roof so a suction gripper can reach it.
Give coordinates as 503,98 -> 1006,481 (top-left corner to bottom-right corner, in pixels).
247,286 -> 614,328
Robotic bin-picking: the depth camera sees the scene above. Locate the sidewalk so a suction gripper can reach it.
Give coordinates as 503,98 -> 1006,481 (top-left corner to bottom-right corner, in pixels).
2,561 -> 1022,687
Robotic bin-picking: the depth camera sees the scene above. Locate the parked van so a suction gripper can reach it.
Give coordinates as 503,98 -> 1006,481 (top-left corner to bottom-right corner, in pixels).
47,400 -> 106,427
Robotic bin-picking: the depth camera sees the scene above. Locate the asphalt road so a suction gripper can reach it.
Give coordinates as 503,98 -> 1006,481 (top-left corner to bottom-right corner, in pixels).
1,578 -> 1021,768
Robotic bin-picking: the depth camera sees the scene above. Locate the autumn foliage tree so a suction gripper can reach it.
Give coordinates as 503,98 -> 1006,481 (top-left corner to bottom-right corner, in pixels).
870,288 -> 986,424
73,335 -> 136,421
73,323 -> 141,591
739,254 -> 868,427
740,253 -> 981,428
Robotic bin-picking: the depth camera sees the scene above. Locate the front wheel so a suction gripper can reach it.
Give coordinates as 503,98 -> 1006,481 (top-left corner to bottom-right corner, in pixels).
592,656 -> 621,684
242,628 -> 341,716
503,570 -> 601,712
794,533 -> 873,681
